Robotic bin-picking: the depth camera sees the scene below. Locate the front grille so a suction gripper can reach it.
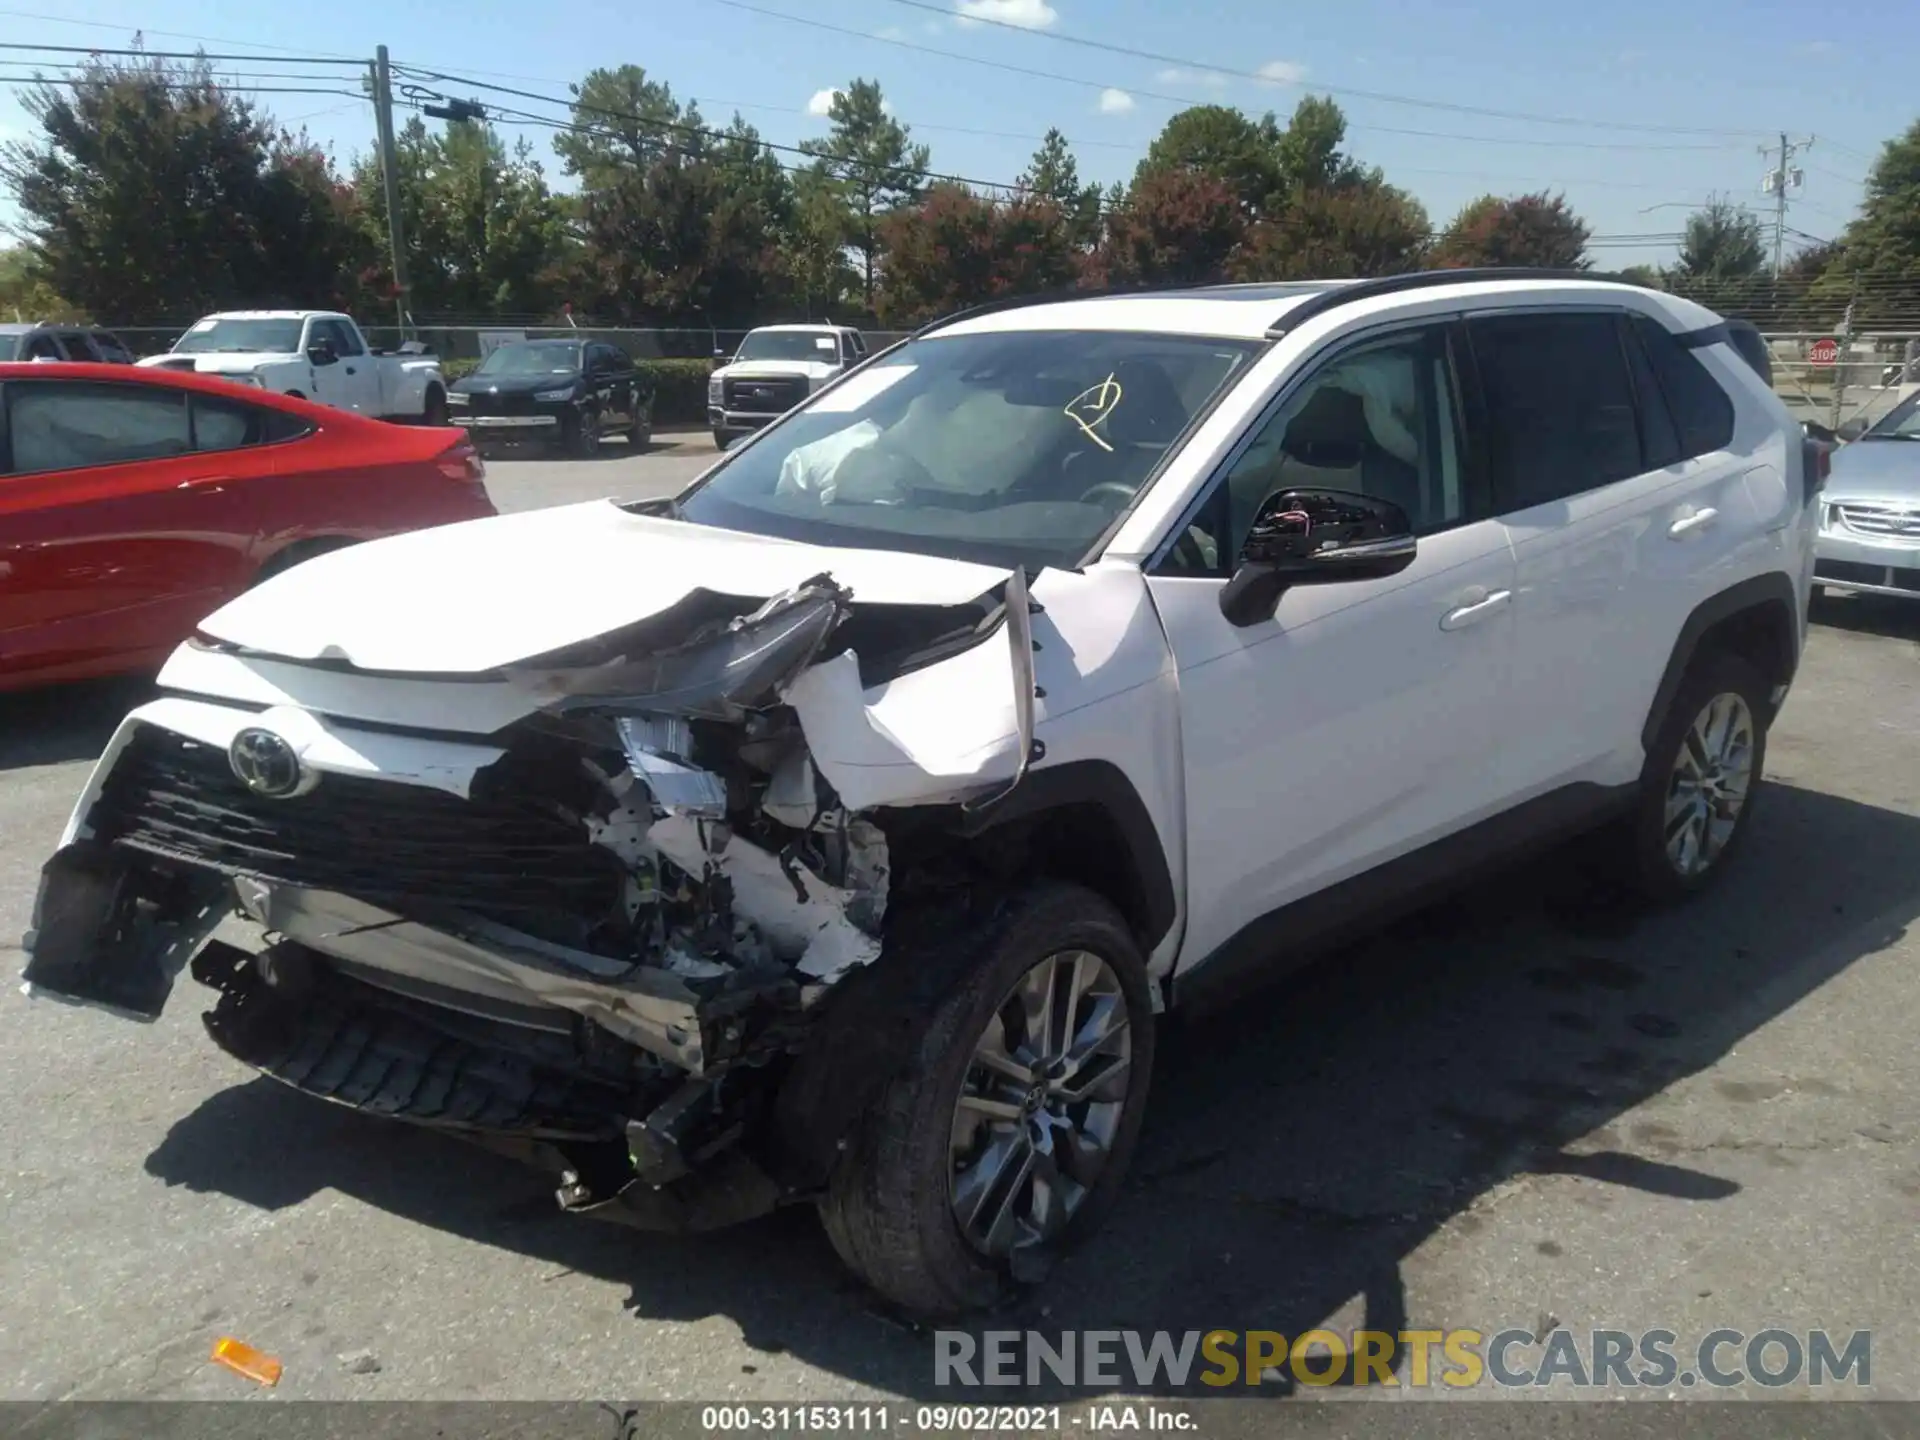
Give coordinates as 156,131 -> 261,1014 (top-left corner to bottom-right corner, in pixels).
1835,504 -> 1920,538
93,727 -> 624,921
722,375 -> 807,413
465,391 -> 539,417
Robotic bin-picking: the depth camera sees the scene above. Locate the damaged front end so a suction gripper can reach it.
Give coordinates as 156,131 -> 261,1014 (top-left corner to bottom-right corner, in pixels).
22,569 -> 1036,1231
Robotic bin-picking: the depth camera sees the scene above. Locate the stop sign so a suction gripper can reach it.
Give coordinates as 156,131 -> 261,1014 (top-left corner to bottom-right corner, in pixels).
1809,337 -> 1840,367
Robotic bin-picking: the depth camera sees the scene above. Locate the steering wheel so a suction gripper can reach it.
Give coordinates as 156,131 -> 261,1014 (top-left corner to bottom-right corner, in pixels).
1078,480 -> 1138,509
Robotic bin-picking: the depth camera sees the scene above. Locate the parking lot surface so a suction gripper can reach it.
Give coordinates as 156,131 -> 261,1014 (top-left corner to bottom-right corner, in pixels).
3,439 -> 1918,1405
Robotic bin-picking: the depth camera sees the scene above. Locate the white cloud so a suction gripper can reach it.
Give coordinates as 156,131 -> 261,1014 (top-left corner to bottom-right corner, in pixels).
1257,59 -> 1307,84
806,88 -> 841,118
954,0 -> 1059,30
1155,66 -> 1231,91
874,24 -> 908,41
1098,88 -> 1136,115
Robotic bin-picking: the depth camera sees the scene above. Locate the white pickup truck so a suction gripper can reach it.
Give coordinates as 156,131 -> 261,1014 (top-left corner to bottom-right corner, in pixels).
140,311 -> 450,424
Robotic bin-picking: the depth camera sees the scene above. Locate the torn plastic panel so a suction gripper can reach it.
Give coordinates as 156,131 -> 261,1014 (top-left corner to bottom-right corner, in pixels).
512,576 -> 852,722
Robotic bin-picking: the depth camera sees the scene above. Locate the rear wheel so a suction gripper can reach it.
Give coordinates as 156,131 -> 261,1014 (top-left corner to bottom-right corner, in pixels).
818,883 -> 1154,1316
422,387 -> 449,427
1622,649 -> 1769,902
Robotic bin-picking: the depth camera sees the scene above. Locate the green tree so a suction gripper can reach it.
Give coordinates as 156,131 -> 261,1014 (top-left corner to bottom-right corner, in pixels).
1273,95 -> 1367,197
1,53 -> 368,322
0,245 -> 81,319
1675,197 -> 1767,281
1134,104 -> 1284,219
1817,120 -> 1920,327
553,65 -> 703,191
799,79 -> 930,307
784,169 -> 861,318
1615,264 -> 1665,289
1431,192 -> 1591,269
1019,128 -> 1102,246
355,117 -> 566,316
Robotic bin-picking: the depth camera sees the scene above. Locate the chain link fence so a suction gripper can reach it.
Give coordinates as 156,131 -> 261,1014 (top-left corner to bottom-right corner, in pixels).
106,324 -> 916,365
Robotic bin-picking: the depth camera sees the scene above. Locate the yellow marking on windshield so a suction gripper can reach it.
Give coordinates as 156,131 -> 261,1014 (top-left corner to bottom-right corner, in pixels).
1065,373 -> 1124,451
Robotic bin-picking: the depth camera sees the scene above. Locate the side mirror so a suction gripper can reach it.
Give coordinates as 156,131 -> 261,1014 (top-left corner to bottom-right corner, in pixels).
1838,418 -> 1870,443
306,340 -> 338,366
1219,488 -> 1417,628
1803,421 -> 1838,446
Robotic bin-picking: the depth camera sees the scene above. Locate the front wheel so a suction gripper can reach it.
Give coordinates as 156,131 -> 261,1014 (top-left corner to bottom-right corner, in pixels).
818,883 -> 1154,1316
422,388 -> 449,427
1623,649 -> 1769,903
564,407 -> 601,458
711,428 -> 731,451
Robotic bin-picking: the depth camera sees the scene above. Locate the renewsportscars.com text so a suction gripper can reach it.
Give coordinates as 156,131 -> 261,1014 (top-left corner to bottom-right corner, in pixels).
934,1328 -> 1871,1390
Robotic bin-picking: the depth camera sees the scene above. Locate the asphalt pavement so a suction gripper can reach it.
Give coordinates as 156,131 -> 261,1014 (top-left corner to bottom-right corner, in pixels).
3,444 -> 1919,1412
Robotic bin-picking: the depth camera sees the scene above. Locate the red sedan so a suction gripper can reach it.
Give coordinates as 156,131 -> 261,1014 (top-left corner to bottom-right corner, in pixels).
0,361 -> 495,692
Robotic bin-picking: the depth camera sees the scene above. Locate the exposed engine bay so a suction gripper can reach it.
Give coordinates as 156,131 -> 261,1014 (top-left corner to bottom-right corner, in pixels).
22,561 -> 1051,1232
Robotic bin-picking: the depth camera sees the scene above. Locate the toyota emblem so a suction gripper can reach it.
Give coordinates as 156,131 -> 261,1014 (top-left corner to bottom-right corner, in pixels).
228,728 -> 307,798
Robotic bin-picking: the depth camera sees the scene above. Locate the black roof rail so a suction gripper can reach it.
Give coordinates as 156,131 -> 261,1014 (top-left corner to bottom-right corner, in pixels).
1266,267 -> 1639,336
909,273 -> 1313,338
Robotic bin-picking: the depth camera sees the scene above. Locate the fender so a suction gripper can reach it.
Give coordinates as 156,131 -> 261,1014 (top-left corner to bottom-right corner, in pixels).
1641,572 -> 1801,754
956,757 -> 1178,949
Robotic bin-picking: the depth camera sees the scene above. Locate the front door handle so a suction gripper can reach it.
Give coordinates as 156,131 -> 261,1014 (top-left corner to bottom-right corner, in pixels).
1668,507 -> 1718,538
176,475 -> 233,493
1440,589 -> 1512,631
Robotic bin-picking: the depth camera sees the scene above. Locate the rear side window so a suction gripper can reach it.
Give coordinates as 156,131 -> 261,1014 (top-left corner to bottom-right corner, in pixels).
56,332 -> 100,361
1632,315 -> 1736,459
5,381 -> 191,474
1469,312 -> 1644,511
92,331 -> 135,364
192,394 -> 313,451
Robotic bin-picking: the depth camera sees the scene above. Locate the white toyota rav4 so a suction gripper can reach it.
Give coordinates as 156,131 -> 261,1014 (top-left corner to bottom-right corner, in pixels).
24,271 -> 1820,1316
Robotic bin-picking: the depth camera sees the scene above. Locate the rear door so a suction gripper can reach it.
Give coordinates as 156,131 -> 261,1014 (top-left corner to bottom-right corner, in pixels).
0,378 -> 294,684
1472,307 -> 1753,794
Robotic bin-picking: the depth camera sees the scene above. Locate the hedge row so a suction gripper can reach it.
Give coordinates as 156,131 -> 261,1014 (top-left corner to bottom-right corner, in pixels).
440,357 -> 714,427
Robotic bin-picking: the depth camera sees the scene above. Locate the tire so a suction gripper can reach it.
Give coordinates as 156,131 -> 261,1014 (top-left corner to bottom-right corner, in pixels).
818,883 -> 1155,1317
1622,649 -> 1770,903
422,387 -> 449,427
564,408 -> 601,459
712,428 -> 731,451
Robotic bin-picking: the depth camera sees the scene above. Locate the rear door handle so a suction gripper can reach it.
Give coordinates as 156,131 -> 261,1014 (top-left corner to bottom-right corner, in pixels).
176,475 -> 233,493
1669,507 -> 1718,538
1440,590 -> 1512,631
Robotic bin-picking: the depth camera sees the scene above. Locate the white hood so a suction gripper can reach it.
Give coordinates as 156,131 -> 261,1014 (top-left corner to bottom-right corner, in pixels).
138,352 -> 294,373
197,501 -> 1011,674
717,359 -> 840,383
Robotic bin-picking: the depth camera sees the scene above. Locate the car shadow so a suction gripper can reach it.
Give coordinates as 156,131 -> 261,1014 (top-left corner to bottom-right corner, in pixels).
1810,590 -> 1920,640
0,676 -> 150,773
143,780 -> 1920,1399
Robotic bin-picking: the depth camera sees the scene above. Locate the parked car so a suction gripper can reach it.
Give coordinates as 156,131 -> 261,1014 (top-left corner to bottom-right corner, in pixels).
23,272 -> 1817,1316
0,361 -> 493,692
1813,387 -> 1920,599
0,322 -> 135,363
447,339 -> 653,457
708,322 -> 867,448
139,311 -> 449,425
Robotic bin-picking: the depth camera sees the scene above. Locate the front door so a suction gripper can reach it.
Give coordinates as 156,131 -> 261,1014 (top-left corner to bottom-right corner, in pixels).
1144,320 -> 1520,972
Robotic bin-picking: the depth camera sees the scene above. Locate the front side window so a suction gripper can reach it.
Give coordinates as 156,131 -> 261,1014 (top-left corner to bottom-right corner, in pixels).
172,318 -> 304,354
1864,391 -> 1920,440
673,329 -> 1258,570
23,333 -> 60,360
5,381 -> 190,474
1188,325 -> 1469,575
318,319 -> 365,358
1470,311 -> 1645,511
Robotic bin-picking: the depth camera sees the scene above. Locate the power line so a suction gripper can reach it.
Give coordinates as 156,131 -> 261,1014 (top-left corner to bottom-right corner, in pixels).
0,41 -> 361,64
0,9 -> 365,60
857,0 -> 1774,138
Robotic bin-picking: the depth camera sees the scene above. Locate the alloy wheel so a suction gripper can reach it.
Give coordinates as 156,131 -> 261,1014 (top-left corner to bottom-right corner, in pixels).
948,949 -> 1133,1263
1664,690 -> 1756,877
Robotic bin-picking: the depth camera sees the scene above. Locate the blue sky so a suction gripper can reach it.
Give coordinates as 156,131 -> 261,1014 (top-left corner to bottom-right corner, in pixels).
1,0 -> 1911,269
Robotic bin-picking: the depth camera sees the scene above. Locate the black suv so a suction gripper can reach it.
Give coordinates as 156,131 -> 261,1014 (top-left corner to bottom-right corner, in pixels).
447,339 -> 654,457
0,323 -> 136,363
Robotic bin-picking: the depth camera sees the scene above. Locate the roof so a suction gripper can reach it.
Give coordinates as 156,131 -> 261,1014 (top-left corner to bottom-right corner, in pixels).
933,273 -> 1722,342
199,310 -> 339,321
0,359 -> 336,406
749,323 -> 853,334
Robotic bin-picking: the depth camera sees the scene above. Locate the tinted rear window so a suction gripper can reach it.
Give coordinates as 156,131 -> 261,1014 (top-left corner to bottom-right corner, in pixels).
1633,315 -> 1736,459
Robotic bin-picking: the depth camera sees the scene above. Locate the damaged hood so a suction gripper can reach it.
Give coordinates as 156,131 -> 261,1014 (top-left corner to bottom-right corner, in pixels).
198,501 -> 1013,674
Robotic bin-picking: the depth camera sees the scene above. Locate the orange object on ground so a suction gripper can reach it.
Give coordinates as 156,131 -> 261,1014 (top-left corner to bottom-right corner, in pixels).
210,1336 -> 283,1387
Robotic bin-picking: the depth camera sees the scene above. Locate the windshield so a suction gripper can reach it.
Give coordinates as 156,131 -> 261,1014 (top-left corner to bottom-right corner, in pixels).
672,330 -> 1259,569
735,330 -> 841,364
171,318 -> 305,354
476,340 -> 583,376
1863,391 -> 1920,440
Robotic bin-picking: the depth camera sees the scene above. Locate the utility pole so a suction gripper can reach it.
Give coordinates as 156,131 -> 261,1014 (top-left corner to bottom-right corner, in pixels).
1760,132 -> 1813,275
370,45 -> 410,336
